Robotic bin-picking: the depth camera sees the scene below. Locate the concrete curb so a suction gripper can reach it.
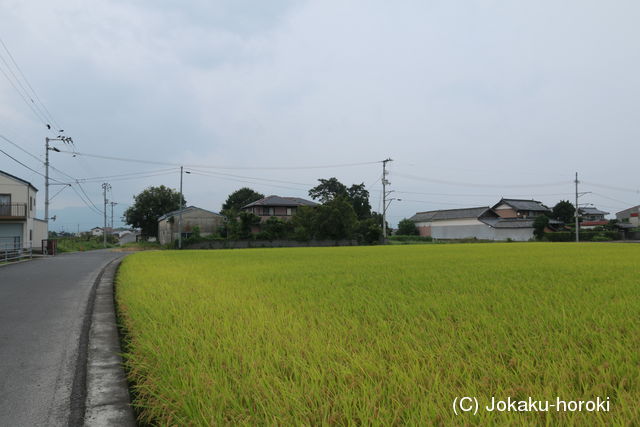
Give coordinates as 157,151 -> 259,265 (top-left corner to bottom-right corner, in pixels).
84,258 -> 136,426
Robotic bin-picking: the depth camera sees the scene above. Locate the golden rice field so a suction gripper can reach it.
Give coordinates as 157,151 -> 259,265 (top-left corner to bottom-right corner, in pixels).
115,243 -> 640,425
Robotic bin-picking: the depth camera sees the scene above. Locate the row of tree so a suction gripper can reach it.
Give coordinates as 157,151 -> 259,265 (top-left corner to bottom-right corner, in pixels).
122,178 -> 385,243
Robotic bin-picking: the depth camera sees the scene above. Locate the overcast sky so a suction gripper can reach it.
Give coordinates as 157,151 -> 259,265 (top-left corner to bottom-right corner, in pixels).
1,0 -> 639,231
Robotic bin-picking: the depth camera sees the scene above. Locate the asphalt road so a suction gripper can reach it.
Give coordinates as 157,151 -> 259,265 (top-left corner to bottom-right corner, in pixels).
0,250 -> 124,427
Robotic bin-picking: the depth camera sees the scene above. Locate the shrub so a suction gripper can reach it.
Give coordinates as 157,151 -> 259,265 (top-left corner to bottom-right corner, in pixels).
388,235 -> 433,242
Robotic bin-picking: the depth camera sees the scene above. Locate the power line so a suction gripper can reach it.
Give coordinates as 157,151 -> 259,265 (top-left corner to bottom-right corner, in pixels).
0,147 -> 67,184
76,167 -> 180,182
0,134 -> 104,216
0,133 -> 43,163
57,149 -> 381,170
390,189 -> 575,198
0,61 -> 50,126
187,168 -> 312,187
582,181 -> 640,194
186,170 -> 310,193
79,170 -> 180,183
590,192 -> 635,207
393,172 -> 571,189
0,36 -> 61,130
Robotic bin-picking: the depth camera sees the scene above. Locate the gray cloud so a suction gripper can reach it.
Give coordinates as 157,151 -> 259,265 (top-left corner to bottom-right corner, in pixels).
1,0 -> 638,230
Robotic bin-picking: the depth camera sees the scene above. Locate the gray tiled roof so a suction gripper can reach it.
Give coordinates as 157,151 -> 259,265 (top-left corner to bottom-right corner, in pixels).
579,207 -> 609,215
494,198 -> 550,212
158,206 -> 223,221
409,207 -> 492,222
242,195 -> 319,208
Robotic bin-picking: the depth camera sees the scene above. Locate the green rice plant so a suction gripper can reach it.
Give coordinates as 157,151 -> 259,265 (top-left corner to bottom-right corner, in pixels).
116,243 -> 640,425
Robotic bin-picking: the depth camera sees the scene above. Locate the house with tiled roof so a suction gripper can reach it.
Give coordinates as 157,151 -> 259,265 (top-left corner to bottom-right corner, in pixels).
578,207 -> 610,229
241,195 -> 318,221
409,198 -> 560,241
491,198 -> 551,219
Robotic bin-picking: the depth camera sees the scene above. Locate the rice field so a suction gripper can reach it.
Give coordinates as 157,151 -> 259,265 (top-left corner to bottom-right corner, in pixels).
115,243 -> 640,425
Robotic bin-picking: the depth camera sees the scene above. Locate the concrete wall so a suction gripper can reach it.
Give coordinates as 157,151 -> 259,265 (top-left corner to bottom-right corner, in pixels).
431,224 -> 496,240
33,219 -> 47,250
493,228 -> 534,241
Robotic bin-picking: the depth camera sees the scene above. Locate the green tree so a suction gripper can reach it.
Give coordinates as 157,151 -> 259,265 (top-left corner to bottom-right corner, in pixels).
291,206 -> 316,241
552,200 -> 575,224
356,217 -> 383,243
124,185 -> 184,238
347,183 -> 372,220
397,218 -> 419,235
221,188 -> 264,215
260,216 -> 292,240
309,178 -> 372,220
309,178 -> 348,203
533,215 -> 550,240
237,211 -> 261,239
313,197 -> 359,240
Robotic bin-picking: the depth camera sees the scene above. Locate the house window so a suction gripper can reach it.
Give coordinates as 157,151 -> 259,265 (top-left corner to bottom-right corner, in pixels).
286,207 -> 292,216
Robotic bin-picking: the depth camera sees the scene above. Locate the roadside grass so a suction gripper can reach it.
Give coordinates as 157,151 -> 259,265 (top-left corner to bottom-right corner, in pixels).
116,243 -> 640,425
55,237 -> 115,253
113,241 -> 163,252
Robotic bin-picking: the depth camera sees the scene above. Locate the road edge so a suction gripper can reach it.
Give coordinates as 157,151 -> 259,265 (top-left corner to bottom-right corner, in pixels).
82,257 -> 136,426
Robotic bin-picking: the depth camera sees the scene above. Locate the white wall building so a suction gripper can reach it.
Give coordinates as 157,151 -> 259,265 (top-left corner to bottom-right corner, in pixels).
0,170 -> 48,250
410,206 -> 536,241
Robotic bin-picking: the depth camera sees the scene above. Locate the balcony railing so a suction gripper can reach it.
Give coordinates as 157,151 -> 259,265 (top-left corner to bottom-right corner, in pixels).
0,203 -> 27,218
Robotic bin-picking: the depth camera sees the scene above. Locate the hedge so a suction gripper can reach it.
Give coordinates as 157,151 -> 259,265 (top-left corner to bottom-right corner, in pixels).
545,231 -> 620,242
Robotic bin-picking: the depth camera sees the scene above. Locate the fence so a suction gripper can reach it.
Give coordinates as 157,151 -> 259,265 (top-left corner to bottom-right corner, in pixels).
0,237 -> 32,262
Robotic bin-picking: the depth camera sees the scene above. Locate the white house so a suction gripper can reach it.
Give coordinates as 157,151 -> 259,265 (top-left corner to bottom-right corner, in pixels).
90,227 -> 104,237
409,206 -> 538,241
0,170 -> 48,250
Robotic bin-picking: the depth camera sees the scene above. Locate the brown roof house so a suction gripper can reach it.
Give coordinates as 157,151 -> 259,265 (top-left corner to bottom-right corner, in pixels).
491,198 -> 551,219
241,195 -> 318,233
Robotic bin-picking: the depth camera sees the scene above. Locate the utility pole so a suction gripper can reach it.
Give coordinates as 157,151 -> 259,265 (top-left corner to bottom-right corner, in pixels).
178,166 -> 183,249
102,183 -> 111,247
110,201 -> 118,229
575,172 -> 579,243
44,135 -> 73,227
381,158 -> 393,241
45,138 -> 49,227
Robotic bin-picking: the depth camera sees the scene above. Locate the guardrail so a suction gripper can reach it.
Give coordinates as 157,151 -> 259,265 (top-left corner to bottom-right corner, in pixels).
1,246 -> 32,263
